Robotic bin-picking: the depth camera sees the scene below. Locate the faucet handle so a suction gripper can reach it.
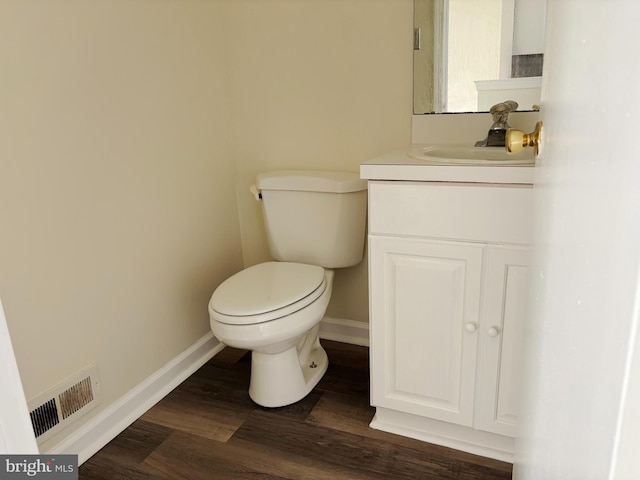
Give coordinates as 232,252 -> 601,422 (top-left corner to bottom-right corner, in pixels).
489,100 -> 519,129
489,101 -> 518,113
490,100 -> 518,120
504,100 -> 518,111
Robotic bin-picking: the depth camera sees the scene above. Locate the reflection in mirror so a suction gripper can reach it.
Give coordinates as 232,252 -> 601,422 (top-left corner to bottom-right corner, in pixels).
413,0 -> 546,114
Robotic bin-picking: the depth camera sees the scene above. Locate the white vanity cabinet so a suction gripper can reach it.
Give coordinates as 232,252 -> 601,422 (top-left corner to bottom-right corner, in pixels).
363,172 -> 532,462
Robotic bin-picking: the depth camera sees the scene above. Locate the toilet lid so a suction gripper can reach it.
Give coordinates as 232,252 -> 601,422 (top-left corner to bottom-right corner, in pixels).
209,262 -> 326,325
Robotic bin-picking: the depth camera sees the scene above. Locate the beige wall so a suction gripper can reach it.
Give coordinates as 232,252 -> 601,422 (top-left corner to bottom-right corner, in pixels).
0,0 -> 244,448
221,0 -> 414,323
0,0 -> 412,449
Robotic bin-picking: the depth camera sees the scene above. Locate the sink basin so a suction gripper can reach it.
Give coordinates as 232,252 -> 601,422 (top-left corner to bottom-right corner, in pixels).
408,145 -> 534,165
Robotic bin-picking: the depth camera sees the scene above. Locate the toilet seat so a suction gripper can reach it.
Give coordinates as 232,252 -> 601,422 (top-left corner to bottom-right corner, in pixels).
209,262 -> 326,325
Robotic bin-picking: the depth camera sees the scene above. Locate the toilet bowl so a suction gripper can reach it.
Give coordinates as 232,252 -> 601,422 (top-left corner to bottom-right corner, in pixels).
209,262 -> 334,407
208,170 -> 367,408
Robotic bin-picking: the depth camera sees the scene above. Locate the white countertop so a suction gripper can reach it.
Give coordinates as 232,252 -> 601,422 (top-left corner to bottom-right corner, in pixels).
360,146 -> 535,185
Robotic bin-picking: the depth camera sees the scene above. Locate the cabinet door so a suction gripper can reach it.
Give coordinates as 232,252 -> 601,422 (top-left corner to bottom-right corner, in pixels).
369,235 -> 484,426
475,245 -> 529,437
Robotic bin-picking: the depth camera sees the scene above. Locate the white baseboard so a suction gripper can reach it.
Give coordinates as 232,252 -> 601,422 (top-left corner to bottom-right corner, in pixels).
319,316 -> 369,347
46,332 -> 223,465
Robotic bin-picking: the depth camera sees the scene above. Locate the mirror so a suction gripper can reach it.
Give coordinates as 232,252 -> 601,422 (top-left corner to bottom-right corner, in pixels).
414,0 -> 546,114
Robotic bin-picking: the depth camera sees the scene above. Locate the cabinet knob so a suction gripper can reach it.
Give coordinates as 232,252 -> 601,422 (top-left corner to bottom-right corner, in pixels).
465,322 -> 478,333
487,326 -> 501,337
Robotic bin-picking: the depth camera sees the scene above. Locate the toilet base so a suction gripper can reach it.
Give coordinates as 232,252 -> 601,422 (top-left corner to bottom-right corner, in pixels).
248,333 -> 328,408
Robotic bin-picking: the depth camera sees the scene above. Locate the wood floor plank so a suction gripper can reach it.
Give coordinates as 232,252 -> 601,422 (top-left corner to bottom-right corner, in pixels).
79,420 -> 174,480
80,341 -> 512,480
306,391 -> 385,437
187,360 -> 253,394
318,340 -> 370,370
208,346 -> 250,366
315,361 -> 370,399
231,409 -> 509,480
144,430 -> 377,480
80,457 -> 171,480
307,392 -> 512,473
140,390 -> 247,442
254,389 -> 324,421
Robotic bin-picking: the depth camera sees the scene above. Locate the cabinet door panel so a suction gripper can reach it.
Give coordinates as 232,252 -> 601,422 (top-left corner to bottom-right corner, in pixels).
370,236 -> 484,426
475,245 -> 529,436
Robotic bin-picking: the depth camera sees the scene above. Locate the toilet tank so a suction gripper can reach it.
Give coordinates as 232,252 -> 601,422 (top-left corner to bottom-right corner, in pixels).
255,170 -> 367,268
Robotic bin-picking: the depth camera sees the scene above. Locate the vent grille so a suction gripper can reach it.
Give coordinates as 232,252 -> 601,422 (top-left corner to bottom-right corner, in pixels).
30,399 -> 60,437
59,377 -> 94,419
28,364 -> 101,442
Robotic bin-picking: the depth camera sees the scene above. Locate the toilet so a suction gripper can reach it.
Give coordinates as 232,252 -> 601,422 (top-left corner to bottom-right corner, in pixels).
208,170 -> 367,407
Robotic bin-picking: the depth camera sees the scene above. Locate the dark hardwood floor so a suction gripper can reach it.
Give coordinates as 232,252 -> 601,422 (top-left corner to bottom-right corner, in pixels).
79,340 -> 512,479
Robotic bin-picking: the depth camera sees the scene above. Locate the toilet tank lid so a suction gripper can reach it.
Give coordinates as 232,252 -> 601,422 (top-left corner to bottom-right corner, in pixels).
256,170 -> 367,193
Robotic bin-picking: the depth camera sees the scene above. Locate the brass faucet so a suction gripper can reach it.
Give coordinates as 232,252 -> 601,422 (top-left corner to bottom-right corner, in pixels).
475,100 -> 519,147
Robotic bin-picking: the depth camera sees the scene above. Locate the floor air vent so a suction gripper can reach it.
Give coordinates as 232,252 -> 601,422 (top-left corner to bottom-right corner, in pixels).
28,364 -> 102,443
59,376 -> 94,419
30,398 -> 59,437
